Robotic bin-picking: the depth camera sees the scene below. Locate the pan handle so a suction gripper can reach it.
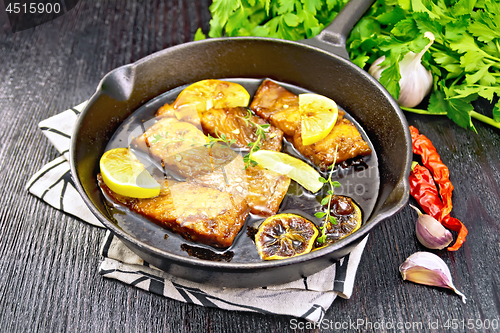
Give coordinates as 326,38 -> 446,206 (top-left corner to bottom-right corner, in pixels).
299,0 -> 375,59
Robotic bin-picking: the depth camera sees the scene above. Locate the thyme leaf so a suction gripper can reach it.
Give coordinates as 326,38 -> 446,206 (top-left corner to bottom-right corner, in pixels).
239,108 -> 270,169
315,145 -> 340,244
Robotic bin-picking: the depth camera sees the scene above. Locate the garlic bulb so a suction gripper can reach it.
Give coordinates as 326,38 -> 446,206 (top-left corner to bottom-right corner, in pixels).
410,204 -> 453,250
400,252 -> 466,303
369,32 -> 435,108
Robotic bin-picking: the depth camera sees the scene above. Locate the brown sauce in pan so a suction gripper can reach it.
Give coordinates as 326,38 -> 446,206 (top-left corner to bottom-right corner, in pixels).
101,78 -> 380,263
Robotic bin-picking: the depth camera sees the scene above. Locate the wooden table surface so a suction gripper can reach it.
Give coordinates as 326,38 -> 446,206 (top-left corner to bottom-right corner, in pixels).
1,1 -> 499,332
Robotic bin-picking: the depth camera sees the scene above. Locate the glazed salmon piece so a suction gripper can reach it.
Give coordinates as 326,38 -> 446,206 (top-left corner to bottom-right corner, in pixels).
250,79 -> 301,137
99,175 -> 250,248
251,79 -> 371,168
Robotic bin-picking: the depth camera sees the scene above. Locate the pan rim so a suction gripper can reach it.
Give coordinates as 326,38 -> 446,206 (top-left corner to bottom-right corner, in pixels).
70,36 -> 411,272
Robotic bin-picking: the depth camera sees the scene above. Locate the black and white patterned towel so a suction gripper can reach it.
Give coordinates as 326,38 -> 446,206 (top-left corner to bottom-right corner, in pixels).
26,103 -> 369,323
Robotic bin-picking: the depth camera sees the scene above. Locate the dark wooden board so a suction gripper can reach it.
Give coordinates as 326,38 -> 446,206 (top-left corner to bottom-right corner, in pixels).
1,1 -> 499,332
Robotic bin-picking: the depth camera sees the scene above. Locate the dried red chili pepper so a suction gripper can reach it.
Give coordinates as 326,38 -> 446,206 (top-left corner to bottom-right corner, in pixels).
409,126 -> 467,251
409,162 -> 444,221
441,216 -> 468,251
410,126 -> 453,220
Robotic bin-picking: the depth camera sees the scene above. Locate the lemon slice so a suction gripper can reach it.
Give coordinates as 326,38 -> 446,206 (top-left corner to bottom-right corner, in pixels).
174,79 -> 250,114
299,93 -> 338,146
255,213 -> 319,260
251,150 -> 323,193
100,148 -> 160,198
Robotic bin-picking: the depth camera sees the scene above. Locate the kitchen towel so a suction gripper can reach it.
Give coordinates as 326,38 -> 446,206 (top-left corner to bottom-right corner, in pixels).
26,102 -> 369,323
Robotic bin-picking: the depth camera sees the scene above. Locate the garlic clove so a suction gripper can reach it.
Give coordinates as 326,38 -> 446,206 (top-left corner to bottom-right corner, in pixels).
400,251 -> 467,303
368,32 -> 435,108
397,53 -> 433,108
410,204 -> 453,250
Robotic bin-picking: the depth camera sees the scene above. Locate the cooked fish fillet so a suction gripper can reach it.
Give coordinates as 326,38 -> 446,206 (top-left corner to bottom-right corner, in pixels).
188,155 -> 249,200
98,174 -> 250,248
249,79 -> 301,137
292,117 -> 372,169
245,165 -> 291,216
135,117 -> 237,178
251,79 -> 371,167
157,102 -> 202,125
200,107 -> 283,152
250,79 -> 347,134
190,157 -> 290,217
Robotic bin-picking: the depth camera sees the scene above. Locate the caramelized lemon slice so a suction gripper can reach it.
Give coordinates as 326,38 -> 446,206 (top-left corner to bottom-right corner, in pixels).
255,214 -> 319,260
100,148 -> 160,198
251,150 -> 323,193
299,93 -> 338,146
174,79 -> 250,114
314,195 -> 363,249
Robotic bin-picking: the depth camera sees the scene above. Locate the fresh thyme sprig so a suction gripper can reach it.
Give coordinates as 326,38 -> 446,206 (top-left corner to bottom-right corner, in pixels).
206,128 -> 237,148
239,109 -> 270,169
150,131 -> 202,148
314,146 -> 340,244
150,129 -> 236,149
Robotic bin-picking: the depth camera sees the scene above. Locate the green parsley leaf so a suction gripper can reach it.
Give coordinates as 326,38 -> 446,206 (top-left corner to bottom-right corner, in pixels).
493,100 -> 500,122
451,0 -> 477,17
410,0 -> 440,20
413,12 -> 444,44
444,18 -> 469,42
225,6 -> 247,35
379,60 -> 402,99
194,28 -> 206,41
428,89 -> 448,114
465,62 -> 495,86
469,7 -> 500,43
391,18 -> 418,38
446,98 -> 476,131
209,0 -> 241,31
303,0 -> 323,14
477,86 -> 500,102
376,7 -> 406,25
276,0 -> 295,15
432,51 -> 462,79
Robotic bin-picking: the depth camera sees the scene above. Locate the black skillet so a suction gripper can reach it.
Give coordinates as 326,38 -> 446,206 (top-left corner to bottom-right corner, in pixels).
70,0 -> 412,287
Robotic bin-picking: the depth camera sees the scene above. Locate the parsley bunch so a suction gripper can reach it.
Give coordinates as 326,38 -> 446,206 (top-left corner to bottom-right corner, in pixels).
347,0 -> 500,131
196,0 -> 349,41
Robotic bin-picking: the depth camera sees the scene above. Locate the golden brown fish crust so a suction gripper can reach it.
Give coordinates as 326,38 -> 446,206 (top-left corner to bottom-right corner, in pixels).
190,162 -> 291,217
200,107 -> 283,152
293,118 -> 372,169
245,166 -> 291,216
251,79 -> 371,168
98,174 -> 250,248
250,79 -> 301,137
